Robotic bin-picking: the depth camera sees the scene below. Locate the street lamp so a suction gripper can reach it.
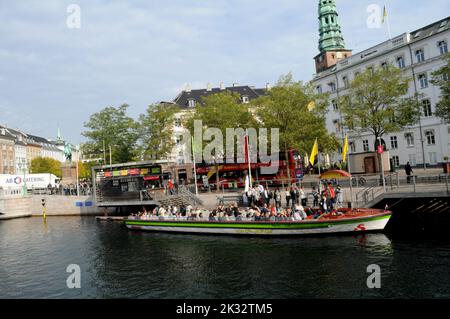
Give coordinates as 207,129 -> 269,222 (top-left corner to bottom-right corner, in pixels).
20,162 -> 28,197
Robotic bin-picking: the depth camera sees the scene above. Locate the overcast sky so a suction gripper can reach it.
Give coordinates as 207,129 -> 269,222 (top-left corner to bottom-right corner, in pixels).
0,0 -> 449,144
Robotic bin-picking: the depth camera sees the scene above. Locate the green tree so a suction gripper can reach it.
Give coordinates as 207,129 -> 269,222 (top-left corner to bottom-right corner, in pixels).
138,103 -> 179,161
185,91 -> 258,191
77,161 -> 95,179
431,53 -> 450,123
254,73 -> 339,182
30,157 -> 62,177
340,65 -> 421,145
82,104 -> 139,164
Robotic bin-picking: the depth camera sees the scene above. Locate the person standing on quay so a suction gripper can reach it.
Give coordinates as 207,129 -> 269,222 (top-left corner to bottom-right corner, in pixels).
405,162 -> 413,184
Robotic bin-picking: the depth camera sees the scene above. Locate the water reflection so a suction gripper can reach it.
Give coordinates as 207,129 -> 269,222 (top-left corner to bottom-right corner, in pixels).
0,217 -> 449,298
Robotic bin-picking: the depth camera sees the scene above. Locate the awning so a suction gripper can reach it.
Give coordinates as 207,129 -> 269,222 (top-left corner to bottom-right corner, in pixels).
320,170 -> 352,180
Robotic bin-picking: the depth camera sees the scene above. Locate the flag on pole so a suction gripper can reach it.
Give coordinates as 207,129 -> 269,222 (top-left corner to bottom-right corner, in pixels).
342,135 -> 349,163
309,139 -> 318,166
382,5 -> 388,24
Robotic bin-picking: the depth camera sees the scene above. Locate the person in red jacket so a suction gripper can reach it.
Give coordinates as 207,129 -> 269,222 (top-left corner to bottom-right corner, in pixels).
327,182 -> 335,210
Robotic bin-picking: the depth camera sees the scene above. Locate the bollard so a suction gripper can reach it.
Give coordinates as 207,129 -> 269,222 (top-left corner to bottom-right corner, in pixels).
41,198 -> 46,221
413,175 -> 416,193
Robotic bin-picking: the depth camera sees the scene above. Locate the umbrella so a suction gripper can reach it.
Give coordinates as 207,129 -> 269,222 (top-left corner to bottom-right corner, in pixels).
320,170 -> 352,180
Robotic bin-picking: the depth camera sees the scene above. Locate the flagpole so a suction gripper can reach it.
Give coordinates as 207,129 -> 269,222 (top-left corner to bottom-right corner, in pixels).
318,147 -> 321,192
246,131 -> 253,189
384,4 -> 392,40
345,136 -> 353,209
192,136 -> 198,196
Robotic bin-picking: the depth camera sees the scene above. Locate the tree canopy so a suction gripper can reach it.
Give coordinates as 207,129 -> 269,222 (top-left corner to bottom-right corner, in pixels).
339,65 -> 421,143
82,104 -> 139,164
254,73 -> 339,158
30,157 -> 62,177
138,103 -> 179,161
431,53 -> 450,123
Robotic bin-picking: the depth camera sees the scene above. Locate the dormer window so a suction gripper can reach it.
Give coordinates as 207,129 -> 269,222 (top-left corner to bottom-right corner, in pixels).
188,99 -> 196,108
242,96 -> 249,104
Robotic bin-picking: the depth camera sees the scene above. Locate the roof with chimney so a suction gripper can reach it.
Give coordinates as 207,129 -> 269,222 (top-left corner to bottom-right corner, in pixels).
172,84 -> 268,109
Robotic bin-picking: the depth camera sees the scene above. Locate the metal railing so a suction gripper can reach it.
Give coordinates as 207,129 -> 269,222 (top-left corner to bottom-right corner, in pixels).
355,173 -> 450,206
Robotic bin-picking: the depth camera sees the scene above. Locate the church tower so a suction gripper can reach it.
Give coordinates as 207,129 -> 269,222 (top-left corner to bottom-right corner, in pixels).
314,0 -> 352,73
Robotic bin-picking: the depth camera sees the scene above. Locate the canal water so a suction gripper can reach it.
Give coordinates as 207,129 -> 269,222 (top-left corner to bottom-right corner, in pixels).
1,216 -> 449,299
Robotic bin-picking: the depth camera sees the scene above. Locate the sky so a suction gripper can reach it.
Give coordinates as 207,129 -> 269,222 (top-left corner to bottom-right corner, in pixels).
0,0 -> 449,144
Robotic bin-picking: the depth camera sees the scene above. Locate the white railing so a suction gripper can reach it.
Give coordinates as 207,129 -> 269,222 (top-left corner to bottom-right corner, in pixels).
0,187 -> 25,198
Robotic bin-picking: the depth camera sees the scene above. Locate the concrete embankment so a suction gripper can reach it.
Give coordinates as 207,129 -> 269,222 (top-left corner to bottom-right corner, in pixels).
0,195 -> 103,220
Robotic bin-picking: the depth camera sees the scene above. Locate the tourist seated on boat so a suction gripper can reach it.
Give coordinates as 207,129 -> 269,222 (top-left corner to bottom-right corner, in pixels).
293,209 -> 302,221
295,204 -> 308,220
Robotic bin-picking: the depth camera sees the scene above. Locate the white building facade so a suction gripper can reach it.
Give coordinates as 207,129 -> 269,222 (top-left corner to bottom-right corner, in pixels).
311,17 -> 450,168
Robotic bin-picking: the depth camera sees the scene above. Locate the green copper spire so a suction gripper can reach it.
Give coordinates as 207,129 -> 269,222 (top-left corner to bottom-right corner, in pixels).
318,0 -> 346,52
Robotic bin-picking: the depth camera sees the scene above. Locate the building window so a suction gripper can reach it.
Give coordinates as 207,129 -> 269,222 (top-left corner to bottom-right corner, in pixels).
316,85 -> 322,94
392,156 -> 400,167
438,41 -> 448,55
425,130 -> 436,145
405,133 -> 415,147
188,99 -> 196,108
350,142 -> 356,153
390,136 -> 398,149
429,152 -> 437,165
418,74 -> 428,89
328,82 -> 336,92
396,56 -> 405,69
363,140 -> 369,152
342,76 -> 349,88
332,100 -> 338,111
422,99 -> 432,117
242,96 -> 249,104
415,49 -> 425,63
333,120 -> 341,134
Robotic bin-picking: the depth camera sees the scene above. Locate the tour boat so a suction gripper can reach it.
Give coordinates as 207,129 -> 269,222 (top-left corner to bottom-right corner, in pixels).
124,208 -> 392,236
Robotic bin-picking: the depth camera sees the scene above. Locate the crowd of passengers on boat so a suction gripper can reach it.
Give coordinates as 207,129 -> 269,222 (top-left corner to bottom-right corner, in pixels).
130,182 -> 347,222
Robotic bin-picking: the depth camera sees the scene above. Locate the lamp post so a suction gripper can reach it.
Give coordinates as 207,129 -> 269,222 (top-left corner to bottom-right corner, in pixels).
21,162 -> 28,197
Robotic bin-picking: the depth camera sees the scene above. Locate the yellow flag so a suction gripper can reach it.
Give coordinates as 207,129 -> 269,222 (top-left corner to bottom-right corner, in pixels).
309,139 -> 318,166
382,5 -> 388,23
342,135 -> 349,163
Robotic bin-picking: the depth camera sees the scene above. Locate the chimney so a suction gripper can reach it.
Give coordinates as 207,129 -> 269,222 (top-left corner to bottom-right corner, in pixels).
206,83 -> 212,91
266,83 -> 272,91
185,83 -> 191,93
220,82 -> 225,90
232,83 -> 238,87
